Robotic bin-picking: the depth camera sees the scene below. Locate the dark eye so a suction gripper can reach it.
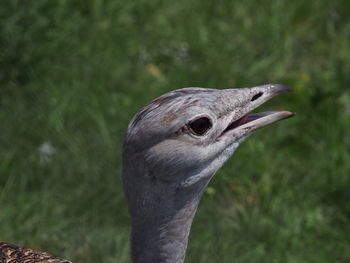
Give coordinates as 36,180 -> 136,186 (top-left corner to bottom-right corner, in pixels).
188,117 -> 212,136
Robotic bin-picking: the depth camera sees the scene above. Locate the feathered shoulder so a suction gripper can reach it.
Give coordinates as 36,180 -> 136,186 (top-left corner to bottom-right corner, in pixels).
0,242 -> 72,263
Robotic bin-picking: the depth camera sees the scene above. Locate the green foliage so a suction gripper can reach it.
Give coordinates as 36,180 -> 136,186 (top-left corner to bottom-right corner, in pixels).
1,0 -> 350,262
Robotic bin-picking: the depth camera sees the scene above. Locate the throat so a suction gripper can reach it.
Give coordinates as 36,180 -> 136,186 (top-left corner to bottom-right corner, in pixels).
130,188 -> 202,263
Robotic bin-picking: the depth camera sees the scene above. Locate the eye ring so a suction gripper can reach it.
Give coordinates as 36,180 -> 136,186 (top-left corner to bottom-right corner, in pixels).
187,117 -> 212,136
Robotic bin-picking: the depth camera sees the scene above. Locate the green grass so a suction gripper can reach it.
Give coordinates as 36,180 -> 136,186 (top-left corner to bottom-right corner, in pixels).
1,0 -> 350,262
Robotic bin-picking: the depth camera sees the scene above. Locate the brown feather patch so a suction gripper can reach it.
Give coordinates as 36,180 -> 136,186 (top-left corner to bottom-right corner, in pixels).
0,242 -> 72,263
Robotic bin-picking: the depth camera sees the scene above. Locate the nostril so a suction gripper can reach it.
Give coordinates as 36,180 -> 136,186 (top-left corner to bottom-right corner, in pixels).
251,92 -> 263,101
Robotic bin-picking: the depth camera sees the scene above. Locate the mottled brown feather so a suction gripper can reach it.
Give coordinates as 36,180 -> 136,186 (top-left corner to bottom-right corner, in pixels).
0,242 -> 72,263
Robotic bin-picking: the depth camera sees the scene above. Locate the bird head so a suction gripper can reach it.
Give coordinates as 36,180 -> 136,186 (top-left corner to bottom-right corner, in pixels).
123,84 -> 294,263
123,84 -> 293,190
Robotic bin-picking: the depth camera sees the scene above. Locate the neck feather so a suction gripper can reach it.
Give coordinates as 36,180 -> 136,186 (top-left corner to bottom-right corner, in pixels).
124,172 -> 206,263
131,196 -> 200,263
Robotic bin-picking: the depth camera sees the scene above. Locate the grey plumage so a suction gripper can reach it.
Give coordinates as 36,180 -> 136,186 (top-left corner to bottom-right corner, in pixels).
0,84 -> 294,263
122,84 -> 294,263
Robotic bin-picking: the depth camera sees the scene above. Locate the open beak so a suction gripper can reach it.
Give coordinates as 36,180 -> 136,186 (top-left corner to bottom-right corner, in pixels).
228,111 -> 295,133
222,84 -> 295,136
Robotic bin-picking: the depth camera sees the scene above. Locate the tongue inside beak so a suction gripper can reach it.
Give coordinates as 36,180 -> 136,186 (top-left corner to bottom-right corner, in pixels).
220,84 -> 295,137
225,113 -> 261,130
224,111 -> 295,133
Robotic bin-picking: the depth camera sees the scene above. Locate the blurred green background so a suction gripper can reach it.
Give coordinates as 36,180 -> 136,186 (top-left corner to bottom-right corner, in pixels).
1,0 -> 350,262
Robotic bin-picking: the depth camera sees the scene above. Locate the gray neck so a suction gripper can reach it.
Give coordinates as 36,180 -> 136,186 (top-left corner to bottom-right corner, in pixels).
125,175 -> 206,263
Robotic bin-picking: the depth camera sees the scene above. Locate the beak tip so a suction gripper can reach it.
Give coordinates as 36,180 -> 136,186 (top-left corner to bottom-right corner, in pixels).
283,111 -> 296,119
269,84 -> 293,93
